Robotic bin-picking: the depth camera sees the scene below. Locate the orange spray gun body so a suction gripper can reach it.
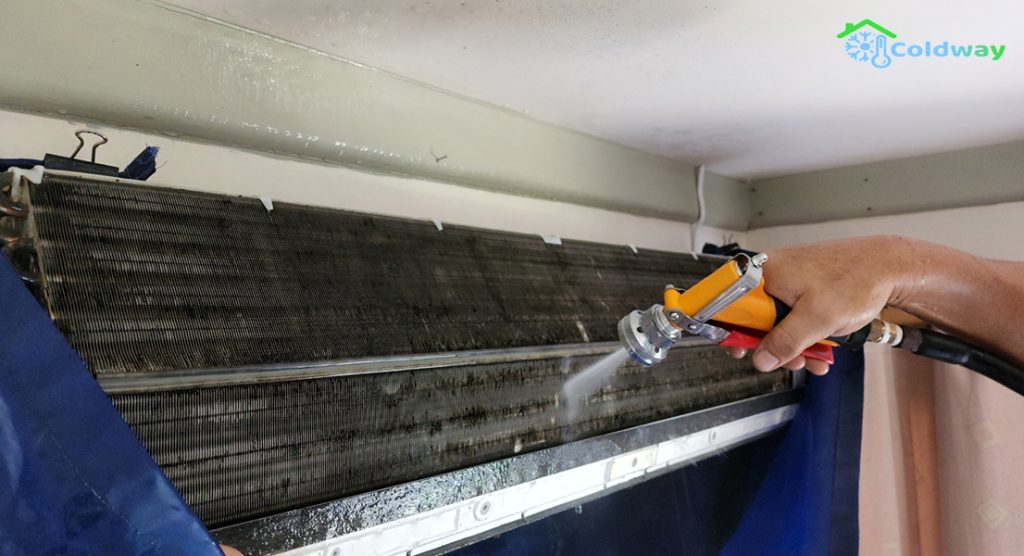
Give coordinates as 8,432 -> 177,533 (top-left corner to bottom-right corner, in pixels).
617,253 -> 837,367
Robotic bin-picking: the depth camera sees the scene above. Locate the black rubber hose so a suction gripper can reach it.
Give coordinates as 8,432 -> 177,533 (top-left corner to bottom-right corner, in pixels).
763,296 -> 1023,395
899,327 -> 1024,397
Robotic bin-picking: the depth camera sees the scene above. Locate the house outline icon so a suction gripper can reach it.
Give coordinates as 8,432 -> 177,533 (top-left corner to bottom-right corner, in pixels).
837,19 -> 897,39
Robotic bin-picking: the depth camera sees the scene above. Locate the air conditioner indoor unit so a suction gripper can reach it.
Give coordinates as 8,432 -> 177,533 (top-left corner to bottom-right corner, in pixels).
1,168 -> 799,556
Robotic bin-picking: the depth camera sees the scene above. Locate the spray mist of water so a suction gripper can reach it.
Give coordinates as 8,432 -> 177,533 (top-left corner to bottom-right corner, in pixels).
561,348 -> 630,422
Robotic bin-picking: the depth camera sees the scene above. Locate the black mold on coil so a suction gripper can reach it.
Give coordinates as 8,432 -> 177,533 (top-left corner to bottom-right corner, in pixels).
27,175 -> 788,527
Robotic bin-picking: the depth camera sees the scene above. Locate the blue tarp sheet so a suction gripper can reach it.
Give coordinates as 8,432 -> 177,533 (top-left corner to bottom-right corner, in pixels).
0,259 -> 218,556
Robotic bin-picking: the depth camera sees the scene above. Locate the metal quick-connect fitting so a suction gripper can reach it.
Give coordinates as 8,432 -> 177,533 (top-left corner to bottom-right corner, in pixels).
617,304 -> 681,367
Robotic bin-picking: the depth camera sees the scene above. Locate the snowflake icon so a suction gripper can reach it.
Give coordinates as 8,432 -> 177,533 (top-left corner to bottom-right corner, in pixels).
844,31 -> 875,62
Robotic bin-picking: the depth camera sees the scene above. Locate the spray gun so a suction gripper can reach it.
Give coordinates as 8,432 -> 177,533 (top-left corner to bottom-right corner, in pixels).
617,253 -> 893,368
615,253 -> 1024,399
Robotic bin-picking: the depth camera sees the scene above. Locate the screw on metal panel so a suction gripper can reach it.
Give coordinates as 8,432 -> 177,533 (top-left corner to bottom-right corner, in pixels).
474,500 -> 492,521
667,311 -> 682,322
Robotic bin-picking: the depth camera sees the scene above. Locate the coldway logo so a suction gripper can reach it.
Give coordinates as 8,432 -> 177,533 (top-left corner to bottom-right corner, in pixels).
838,19 -> 1006,69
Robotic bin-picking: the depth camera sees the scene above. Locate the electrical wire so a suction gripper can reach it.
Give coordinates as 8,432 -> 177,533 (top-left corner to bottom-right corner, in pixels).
691,164 -> 706,256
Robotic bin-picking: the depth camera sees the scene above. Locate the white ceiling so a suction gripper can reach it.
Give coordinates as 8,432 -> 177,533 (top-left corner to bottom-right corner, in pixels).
165,0 -> 1024,179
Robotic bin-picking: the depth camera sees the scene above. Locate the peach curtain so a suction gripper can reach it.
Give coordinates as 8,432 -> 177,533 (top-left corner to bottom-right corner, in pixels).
860,345 -> 1024,555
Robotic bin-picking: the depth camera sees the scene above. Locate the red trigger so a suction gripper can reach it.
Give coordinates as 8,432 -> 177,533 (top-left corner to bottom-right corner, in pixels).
717,325 -> 835,365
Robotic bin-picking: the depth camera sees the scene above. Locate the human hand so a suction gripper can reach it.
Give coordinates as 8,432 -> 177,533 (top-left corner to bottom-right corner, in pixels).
726,236 -> 915,375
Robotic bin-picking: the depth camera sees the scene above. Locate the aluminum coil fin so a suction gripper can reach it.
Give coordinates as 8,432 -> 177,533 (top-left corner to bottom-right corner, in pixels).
24,173 -> 789,527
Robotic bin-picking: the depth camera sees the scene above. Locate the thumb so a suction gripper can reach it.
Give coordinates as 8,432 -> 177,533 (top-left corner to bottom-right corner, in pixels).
752,299 -> 835,372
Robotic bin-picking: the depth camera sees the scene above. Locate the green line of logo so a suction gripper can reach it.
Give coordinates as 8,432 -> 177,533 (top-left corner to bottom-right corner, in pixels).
837,19 -> 896,39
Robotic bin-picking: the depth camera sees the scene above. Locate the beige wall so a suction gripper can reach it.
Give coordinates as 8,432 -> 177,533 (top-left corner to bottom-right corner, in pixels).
749,141 -> 1024,229
747,201 -> 1024,260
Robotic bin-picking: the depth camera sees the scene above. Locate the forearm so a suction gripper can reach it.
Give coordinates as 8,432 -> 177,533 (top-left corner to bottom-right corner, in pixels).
894,238 -> 1024,363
